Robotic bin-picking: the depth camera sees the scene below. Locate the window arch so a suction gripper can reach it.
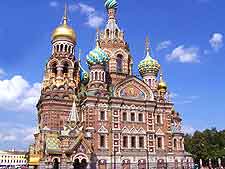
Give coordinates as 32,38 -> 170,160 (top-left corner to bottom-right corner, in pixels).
116,54 -> 123,73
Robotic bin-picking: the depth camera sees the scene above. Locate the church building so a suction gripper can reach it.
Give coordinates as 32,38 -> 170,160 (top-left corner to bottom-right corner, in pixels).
28,0 -> 193,168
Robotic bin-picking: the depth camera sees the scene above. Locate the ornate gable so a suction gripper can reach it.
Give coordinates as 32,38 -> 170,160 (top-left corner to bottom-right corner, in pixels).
114,77 -> 154,101
98,125 -> 109,134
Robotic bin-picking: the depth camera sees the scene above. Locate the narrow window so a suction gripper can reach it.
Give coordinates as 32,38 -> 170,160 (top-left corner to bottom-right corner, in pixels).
122,112 -> 127,121
100,135 -> 105,148
65,45 -> 68,52
157,115 -> 161,124
53,159 -> 59,169
116,54 -> 123,73
157,137 -> 162,149
115,29 -> 119,37
106,29 -> 110,38
139,137 -> 144,148
123,136 -> 128,148
131,113 -> 135,122
63,63 -> 69,74
95,72 -> 98,80
174,139 -> 177,149
131,136 -> 136,148
100,111 -> 105,121
138,113 -> 143,122
60,44 -> 63,52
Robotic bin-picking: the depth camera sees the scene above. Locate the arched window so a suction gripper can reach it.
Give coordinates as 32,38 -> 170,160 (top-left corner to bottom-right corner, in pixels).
52,63 -> 57,75
60,44 -> 63,52
174,139 -> 177,150
116,54 -> 123,73
138,113 -> 143,122
157,115 -> 161,124
65,45 -> 68,52
95,72 -> 98,81
63,63 -> 69,74
68,46 -> 71,54
53,158 -> 59,169
106,29 -> 110,38
115,29 -> 119,37
57,45 -> 59,52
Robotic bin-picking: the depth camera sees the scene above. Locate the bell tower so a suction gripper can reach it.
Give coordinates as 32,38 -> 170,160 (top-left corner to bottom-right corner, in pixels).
37,4 -> 79,131
100,0 -> 133,85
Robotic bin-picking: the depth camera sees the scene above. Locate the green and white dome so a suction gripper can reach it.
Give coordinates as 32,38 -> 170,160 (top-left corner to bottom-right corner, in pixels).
138,37 -> 160,76
86,35 -> 109,66
104,0 -> 118,9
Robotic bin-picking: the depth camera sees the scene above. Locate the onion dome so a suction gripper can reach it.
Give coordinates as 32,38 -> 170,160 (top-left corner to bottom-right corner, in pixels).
86,30 -> 110,66
105,0 -> 118,9
158,72 -> 167,91
138,37 -> 160,76
52,4 -> 76,42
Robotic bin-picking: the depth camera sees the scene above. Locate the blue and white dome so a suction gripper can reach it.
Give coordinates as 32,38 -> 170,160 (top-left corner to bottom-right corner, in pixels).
86,41 -> 109,66
104,0 -> 118,9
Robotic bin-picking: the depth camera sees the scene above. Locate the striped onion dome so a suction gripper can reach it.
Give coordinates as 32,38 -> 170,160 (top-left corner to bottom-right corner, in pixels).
104,0 -> 118,9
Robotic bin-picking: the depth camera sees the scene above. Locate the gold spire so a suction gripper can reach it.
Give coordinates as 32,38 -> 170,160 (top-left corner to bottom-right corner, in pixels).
145,35 -> 150,54
51,3 -> 76,42
63,3 -> 68,25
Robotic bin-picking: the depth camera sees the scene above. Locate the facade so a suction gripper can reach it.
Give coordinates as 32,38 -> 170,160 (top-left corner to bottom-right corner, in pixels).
28,1 -> 193,169
0,150 -> 27,168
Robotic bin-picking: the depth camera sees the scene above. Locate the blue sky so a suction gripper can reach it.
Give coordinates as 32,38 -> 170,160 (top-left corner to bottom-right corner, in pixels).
0,0 -> 225,150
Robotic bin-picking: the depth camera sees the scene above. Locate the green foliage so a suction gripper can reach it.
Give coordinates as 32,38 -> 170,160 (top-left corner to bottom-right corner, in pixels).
184,128 -> 225,162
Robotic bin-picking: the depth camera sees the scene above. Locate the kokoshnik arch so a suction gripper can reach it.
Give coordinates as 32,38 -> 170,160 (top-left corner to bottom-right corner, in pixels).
27,0 -> 194,169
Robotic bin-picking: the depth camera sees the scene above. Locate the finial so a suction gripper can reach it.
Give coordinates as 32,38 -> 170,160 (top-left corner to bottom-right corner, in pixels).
96,28 -> 100,47
63,3 -> 68,25
159,69 -> 163,81
145,35 -> 150,57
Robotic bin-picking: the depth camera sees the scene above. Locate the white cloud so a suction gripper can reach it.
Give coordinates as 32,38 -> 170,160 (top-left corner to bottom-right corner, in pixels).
167,45 -> 200,63
70,3 -> 104,28
157,40 -> 172,51
0,122 -> 35,149
49,1 -> 59,8
209,33 -> 223,51
0,75 -> 41,112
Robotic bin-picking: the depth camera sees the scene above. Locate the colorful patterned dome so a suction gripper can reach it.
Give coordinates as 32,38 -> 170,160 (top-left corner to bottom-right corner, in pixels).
86,32 -> 109,66
138,37 -> 160,76
104,0 -> 118,9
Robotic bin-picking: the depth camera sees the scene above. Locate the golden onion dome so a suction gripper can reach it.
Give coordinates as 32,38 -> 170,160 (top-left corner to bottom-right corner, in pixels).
51,4 -> 76,42
52,24 -> 76,42
158,72 -> 167,91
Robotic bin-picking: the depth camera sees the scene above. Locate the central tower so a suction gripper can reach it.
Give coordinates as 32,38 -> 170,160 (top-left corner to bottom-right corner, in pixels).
100,0 -> 133,84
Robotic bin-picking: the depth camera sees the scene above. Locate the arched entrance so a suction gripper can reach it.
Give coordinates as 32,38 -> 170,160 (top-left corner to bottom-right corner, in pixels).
73,153 -> 88,169
73,159 -> 87,169
53,158 -> 59,169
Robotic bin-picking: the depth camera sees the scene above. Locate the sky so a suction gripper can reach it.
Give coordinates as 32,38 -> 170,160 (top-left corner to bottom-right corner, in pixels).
0,0 -> 225,150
